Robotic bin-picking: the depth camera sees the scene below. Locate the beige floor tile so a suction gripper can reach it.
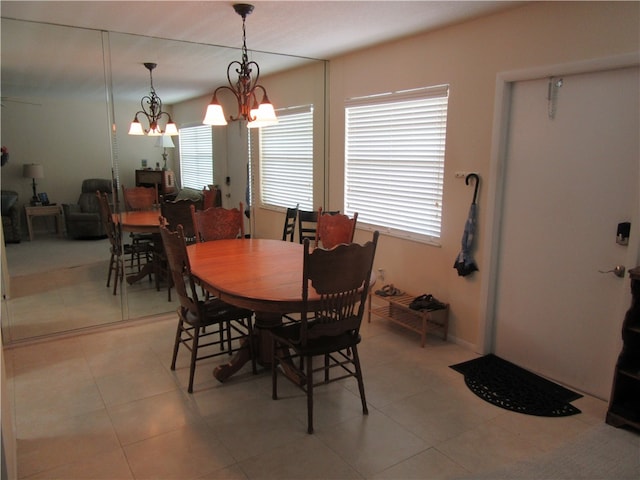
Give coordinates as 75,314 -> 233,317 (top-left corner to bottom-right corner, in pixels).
123,423 -> 236,479
436,421 -> 545,475
107,389 -> 198,445
16,409 -> 121,478
94,360 -> 178,406
316,409 -> 429,477
25,447 -> 134,479
238,435 -> 361,479
203,394 -> 309,462
371,447 -> 470,480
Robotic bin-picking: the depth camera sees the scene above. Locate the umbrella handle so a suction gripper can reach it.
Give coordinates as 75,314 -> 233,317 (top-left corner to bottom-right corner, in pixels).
465,173 -> 480,204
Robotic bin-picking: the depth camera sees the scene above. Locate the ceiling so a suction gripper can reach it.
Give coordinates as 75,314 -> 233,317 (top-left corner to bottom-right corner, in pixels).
1,1 -> 522,104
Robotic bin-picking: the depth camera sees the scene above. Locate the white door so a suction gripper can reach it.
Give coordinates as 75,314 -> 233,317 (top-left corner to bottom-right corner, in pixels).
494,66 -> 639,399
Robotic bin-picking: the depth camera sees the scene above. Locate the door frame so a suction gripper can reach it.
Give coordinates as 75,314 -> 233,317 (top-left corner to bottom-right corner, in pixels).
478,52 -> 640,354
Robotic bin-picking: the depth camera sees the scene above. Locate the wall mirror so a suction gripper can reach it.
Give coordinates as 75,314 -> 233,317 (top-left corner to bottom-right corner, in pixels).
1,18 -> 326,344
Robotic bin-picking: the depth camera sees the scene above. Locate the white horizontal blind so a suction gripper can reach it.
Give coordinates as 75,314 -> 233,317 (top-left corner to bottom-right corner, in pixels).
178,124 -> 214,189
259,105 -> 313,210
345,85 -> 449,243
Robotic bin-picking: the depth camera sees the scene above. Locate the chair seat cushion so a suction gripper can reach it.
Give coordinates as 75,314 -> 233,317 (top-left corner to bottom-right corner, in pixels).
181,299 -> 251,326
271,321 -> 361,356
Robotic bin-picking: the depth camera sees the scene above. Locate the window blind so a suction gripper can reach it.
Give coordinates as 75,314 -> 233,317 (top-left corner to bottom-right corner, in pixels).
345,85 -> 449,243
259,105 -> 314,210
178,124 -> 214,189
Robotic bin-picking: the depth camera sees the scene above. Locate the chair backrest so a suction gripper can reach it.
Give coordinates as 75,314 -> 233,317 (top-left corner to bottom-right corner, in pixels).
79,179 -> 112,214
298,208 -> 340,244
122,185 -> 157,211
282,204 -> 299,242
202,186 -> 222,210
159,222 -> 200,316
315,208 -> 358,249
96,191 -> 120,252
300,231 -> 379,345
191,202 -> 245,242
161,199 -> 198,244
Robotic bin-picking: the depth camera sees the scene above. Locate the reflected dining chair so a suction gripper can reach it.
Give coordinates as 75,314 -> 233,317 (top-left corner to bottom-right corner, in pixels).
121,185 -> 158,211
158,198 -> 200,301
96,191 -> 124,295
315,208 -> 358,249
160,222 -> 256,393
271,231 -> 379,433
297,208 -> 340,244
96,191 -> 151,295
191,202 -> 245,242
282,204 -> 299,242
121,185 -> 158,264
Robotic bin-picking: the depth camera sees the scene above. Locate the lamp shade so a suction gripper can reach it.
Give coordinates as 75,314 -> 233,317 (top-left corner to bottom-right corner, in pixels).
155,135 -> 175,148
23,163 -> 44,179
203,96 -> 228,126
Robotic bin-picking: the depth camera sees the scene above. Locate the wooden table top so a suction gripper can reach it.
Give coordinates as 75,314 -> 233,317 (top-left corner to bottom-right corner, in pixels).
116,209 -> 161,233
187,238 -> 311,314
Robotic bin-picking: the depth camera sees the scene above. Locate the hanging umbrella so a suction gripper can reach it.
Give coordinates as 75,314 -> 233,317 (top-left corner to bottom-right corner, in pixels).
454,173 -> 480,276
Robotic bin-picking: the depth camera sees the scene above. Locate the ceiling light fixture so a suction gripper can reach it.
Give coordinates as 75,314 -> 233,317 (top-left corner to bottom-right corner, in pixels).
203,3 -> 278,129
129,63 -> 179,136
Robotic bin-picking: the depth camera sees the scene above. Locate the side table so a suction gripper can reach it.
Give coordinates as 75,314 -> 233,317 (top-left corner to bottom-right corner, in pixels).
25,204 -> 64,241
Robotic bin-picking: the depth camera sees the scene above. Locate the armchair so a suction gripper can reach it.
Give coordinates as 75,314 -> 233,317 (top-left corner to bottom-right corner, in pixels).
1,190 -> 21,243
63,178 -> 113,239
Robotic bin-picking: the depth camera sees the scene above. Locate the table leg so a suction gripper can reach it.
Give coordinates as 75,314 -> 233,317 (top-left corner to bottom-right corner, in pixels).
26,214 -> 34,241
213,311 -> 283,382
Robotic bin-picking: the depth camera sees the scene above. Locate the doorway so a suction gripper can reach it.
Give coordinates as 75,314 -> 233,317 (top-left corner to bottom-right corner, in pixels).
488,63 -> 639,400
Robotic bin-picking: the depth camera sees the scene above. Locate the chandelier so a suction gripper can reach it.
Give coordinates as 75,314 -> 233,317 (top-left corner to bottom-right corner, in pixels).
203,3 -> 278,129
129,63 -> 179,136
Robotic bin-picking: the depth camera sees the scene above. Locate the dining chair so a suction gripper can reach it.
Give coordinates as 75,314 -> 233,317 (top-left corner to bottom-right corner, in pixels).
160,222 -> 256,393
191,202 -> 245,242
121,185 -> 158,211
271,230 -> 379,433
96,191 -> 152,295
315,208 -> 358,249
157,198 -> 200,301
121,184 -> 158,254
202,185 -> 221,210
281,204 -> 299,241
297,208 -> 340,244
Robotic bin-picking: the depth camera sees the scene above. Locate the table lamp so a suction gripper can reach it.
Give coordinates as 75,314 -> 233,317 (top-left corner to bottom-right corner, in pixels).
155,135 -> 175,171
23,163 -> 44,205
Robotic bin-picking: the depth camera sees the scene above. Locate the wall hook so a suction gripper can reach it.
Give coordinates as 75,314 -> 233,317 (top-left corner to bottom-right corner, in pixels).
465,173 -> 480,204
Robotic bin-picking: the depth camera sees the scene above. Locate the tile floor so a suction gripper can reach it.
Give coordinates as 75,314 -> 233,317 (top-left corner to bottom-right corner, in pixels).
4,311 -> 637,480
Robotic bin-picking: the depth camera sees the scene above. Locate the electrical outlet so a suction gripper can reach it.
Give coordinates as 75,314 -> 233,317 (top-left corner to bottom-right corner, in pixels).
377,268 -> 385,282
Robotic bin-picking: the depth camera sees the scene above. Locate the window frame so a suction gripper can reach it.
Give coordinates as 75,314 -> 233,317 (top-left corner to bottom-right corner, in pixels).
178,123 -> 214,190
257,104 -> 314,212
344,85 -> 449,245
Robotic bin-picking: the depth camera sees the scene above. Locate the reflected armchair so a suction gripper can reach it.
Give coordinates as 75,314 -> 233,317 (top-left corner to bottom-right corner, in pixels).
63,178 -> 113,239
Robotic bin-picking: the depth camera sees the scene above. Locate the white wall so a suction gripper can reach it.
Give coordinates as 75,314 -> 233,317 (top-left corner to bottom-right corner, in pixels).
325,1 -> 639,348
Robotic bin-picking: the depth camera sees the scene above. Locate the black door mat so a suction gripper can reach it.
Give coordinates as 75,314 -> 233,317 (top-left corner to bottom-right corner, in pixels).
450,354 -> 582,417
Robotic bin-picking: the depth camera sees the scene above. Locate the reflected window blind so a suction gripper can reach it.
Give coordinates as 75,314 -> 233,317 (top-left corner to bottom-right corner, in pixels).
345,85 -> 449,243
259,105 -> 313,210
179,125 -> 214,189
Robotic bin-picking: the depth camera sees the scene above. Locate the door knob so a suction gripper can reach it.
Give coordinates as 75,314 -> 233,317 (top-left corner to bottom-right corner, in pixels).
599,265 -> 626,278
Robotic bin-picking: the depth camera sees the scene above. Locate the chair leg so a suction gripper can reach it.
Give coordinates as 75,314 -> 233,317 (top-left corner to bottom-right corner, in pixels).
106,252 -> 115,287
112,256 -> 121,296
170,318 -> 183,371
272,338 -> 279,400
351,345 -> 368,415
306,355 -> 314,434
248,316 -> 257,375
188,325 -> 200,394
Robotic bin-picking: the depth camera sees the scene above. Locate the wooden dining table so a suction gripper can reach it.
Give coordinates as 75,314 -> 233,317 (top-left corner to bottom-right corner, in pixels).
187,238 -> 320,382
115,209 -> 162,285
